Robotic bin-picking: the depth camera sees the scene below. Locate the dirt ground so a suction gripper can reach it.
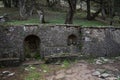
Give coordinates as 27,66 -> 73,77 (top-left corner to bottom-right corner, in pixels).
0,59 -> 120,80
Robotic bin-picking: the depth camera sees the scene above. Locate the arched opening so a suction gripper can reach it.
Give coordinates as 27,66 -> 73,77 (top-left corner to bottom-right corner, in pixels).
67,34 -> 78,54
24,35 -> 40,59
68,34 -> 77,46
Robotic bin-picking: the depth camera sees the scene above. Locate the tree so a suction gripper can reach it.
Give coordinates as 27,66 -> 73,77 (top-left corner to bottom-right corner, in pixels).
19,0 -> 35,19
34,2 -> 46,23
3,0 -> 12,7
86,0 -> 91,20
65,0 -> 77,24
2,0 -> 19,8
12,0 -> 19,7
46,0 -> 61,7
86,0 -> 106,20
19,0 -> 46,23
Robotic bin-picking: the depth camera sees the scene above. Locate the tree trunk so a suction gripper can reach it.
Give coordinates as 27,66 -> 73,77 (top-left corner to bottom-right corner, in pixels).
13,0 -> 19,7
19,0 -> 27,18
91,8 -> 102,19
46,0 -> 51,6
86,0 -> 104,20
65,8 -> 74,24
33,0 -> 46,23
86,0 -> 91,20
101,9 -> 106,20
37,10 -> 45,23
3,0 -> 12,8
46,0 -> 61,8
65,0 -> 77,24
19,0 -> 34,19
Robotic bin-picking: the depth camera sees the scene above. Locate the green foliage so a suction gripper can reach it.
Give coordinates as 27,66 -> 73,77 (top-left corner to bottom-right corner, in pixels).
61,60 -> 70,68
85,58 -> 95,63
34,52 -> 41,60
41,64 -> 50,72
24,71 -> 41,80
118,77 -> 120,80
24,65 -> 41,80
6,18 -> 40,25
24,43 -> 40,59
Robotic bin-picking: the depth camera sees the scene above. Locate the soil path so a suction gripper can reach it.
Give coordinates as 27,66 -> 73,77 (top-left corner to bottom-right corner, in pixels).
46,62 -> 99,80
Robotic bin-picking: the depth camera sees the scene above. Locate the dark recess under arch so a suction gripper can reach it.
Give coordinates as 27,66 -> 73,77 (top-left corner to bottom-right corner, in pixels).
67,34 -> 77,46
24,35 -> 41,59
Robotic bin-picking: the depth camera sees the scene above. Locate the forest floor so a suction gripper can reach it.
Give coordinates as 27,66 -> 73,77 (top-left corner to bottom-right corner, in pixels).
0,57 -> 120,80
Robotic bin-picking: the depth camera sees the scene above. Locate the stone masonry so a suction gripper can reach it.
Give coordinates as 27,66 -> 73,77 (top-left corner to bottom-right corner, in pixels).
0,25 -> 120,62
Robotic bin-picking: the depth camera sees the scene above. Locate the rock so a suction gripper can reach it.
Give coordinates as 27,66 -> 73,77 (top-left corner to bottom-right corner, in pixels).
0,14 -> 8,23
103,58 -> 109,62
2,71 -> 10,75
100,73 -> 110,78
43,70 -> 47,73
115,56 -> 120,60
95,57 -> 110,64
7,72 -> 15,77
25,68 -> 29,71
0,16 -> 5,22
92,71 -> 101,76
30,66 -> 36,70
38,69 -> 42,72
106,77 -> 117,80
61,64 -> 65,68
55,73 -> 65,79
96,60 -> 102,65
96,69 -> 106,73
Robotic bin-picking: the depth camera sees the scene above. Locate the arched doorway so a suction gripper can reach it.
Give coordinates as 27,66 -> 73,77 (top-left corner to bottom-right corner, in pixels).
24,35 -> 40,59
67,34 -> 78,54
68,34 -> 77,46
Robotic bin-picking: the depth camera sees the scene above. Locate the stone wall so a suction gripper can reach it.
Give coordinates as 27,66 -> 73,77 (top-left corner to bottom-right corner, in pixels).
0,25 -> 81,61
0,25 -> 120,61
81,27 -> 120,57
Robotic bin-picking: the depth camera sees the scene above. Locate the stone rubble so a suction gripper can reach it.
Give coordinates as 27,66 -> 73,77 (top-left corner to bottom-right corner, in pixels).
46,63 -> 98,80
94,57 -> 110,65
0,70 -> 15,79
7,72 -> 15,77
92,69 -> 119,80
46,59 -> 120,80
92,71 -> 101,76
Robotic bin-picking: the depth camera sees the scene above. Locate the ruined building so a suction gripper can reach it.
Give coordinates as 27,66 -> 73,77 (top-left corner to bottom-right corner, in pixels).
0,25 -> 120,63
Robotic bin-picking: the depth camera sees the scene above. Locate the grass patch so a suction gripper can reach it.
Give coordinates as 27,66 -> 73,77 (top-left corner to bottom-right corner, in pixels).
24,65 -> 47,80
61,60 -> 71,68
24,65 -> 42,80
6,18 -> 40,25
0,8 -> 107,26
74,19 -> 107,26
24,71 -> 42,80
41,64 -> 50,73
86,58 -> 95,63
6,17 -> 106,26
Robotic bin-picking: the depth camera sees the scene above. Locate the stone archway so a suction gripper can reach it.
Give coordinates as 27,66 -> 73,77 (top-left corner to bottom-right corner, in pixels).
67,34 -> 78,54
24,35 -> 40,59
68,34 -> 77,46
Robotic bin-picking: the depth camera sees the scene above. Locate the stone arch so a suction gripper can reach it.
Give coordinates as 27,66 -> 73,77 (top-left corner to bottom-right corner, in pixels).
67,34 -> 77,46
24,35 -> 41,59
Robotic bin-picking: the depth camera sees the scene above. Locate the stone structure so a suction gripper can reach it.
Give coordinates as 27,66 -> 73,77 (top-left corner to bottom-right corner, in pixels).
81,27 -> 120,57
0,25 -> 120,63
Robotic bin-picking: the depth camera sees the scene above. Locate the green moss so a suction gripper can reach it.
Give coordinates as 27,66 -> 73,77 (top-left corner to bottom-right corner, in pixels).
24,70 -> 41,80
61,60 -> 71,68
